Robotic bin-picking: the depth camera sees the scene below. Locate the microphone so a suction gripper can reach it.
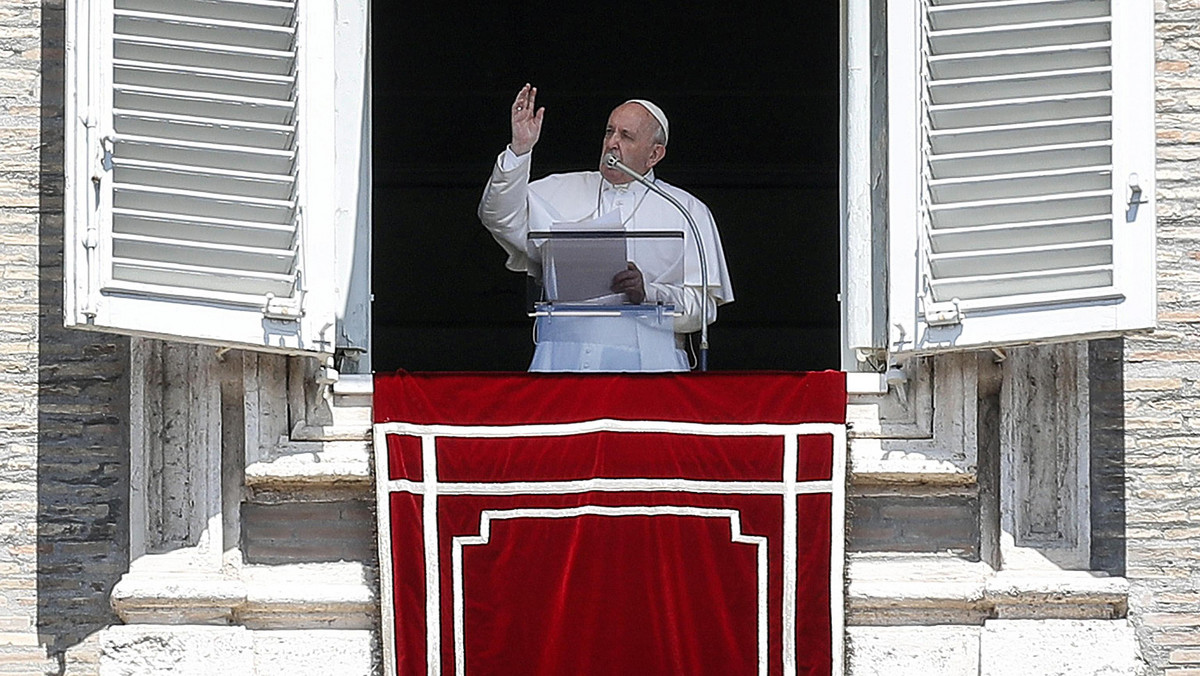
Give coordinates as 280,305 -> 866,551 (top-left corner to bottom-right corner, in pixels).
602,153 -> 712,372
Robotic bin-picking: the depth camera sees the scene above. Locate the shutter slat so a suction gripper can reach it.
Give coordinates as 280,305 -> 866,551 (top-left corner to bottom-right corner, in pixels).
112,258 -> 297,296
929,265 -> 1113,301
929,67 -> 1110,105
929,216 -> 1112,254
929,19 -> 1109,54
115,85 -> 294,124
100,280 -> 282,308
112,157 -> 295,200
929,117 -> 1111,154
113,209 -> 296,249
113,233 -> 297,274
929,241 -> 1112,279
929,43 -> 1110,79
113,183 -> 295,224
929,167 -> 1110,202
113,109 -> 295,150
116,0 -> 297,26
114,35 -> 294,74
114,60 -> 295,99
930,94 -> 1110,129
115,135 -> 295,175
929,191 -> 1111,229
114,10 -> 295,51
928,0 -> 1109,31
929,142 -> 1111,179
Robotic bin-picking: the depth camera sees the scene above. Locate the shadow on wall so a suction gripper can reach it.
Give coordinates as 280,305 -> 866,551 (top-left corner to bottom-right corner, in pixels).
1090,338 -> 1127,577
36,1 -> 131,667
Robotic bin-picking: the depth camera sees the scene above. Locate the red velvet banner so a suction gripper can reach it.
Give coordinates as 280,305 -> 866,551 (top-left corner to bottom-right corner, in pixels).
374,372 -> 846,676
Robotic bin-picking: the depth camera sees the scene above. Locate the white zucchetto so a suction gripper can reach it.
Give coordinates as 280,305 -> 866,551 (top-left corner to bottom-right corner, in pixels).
625,99 -> 669,145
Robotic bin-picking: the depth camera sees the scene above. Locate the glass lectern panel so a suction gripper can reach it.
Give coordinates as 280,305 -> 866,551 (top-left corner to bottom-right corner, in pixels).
527,230 -> 684,305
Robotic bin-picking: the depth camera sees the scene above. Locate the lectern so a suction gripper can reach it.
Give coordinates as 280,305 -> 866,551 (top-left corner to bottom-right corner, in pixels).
525,229 -> 686,372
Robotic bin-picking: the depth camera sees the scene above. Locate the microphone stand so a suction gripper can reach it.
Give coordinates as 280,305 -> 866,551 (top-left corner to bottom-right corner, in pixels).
605,155 -> 710,372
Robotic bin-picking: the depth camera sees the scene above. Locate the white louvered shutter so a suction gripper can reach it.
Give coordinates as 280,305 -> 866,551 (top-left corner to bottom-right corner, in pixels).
65,0 -> 337,355
887,0 -> 1154,354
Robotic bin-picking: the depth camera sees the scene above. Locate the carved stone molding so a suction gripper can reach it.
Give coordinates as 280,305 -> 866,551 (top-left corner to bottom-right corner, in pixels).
127,338 -> 227,571
1000,342 -> 1091,571
849,353 -> 979,483
847,554 -> 1128,626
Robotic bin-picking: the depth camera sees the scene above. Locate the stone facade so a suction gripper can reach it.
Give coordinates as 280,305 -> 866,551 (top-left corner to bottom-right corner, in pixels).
0,2 -> 1198,676
1,0 -> 130,673
1125,3 -> 1200,673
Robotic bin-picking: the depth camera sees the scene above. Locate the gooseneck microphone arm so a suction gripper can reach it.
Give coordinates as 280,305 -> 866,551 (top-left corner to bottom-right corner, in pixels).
604,153 -> 710,372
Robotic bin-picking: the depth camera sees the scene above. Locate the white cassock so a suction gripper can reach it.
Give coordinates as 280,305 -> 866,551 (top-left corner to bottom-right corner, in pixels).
478,148 -> 734,372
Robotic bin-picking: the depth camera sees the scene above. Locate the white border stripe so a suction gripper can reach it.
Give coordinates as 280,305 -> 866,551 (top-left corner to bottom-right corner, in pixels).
422,435 -> 440,676
373,418 -> 847,676
451,507 -> 770,676
373,425 -> 398,675
782,433 -> 798,676
375,419 -> 845,438
830,425 -> 847,676
386,478 -> 833,496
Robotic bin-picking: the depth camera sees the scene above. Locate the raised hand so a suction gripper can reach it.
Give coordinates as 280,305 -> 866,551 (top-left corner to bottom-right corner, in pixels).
510,83 -> 545,156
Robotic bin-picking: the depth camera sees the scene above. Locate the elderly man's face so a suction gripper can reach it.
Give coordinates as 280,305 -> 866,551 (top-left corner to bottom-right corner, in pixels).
599,103 -> 666,184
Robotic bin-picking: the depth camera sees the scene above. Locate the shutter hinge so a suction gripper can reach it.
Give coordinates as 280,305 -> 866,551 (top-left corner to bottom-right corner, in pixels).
262,292 -> 304,321
317,357 -> 339,387
923,297 -> 963,327
91,134 -> 114,186
82,133 -> 113,320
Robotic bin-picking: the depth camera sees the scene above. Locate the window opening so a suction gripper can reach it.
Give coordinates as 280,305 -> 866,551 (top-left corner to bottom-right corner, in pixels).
371,3 -> 840,371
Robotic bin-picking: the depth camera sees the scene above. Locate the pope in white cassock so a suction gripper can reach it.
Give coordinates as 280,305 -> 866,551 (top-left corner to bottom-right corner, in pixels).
478,84 -> 734,372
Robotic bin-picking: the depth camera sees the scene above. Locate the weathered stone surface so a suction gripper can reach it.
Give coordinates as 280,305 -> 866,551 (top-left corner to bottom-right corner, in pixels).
98,626 -> 374,676
979,620 -> 1146,676
0,1 -> 130,670
847,625 -> 980,676
251,630 -> 374,676
1120,13 -> 1200,670
99,626 -> 253,676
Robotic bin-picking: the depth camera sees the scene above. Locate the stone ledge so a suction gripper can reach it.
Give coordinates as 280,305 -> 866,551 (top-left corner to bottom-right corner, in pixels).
114,553 -> 1126,632
265,369 -> 976,489
111,561 -> 375,630
847,554 -> 1128,625
849,437 -> 977,485
245,440 -> 373,487
250,427 -> 981,490
100,625 -> 375,676
111,573 -> 246,626
240,564 -> 376,630
848,620 -> 1143,676
987,570 -> 1129,620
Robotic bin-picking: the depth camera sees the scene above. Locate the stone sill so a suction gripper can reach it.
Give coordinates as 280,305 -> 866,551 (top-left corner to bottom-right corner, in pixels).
112,561 -> 376,630
847,439 -> 976,485
337,372 -> 886,395
247,435 -> 976,489
259,372 -> 973,488
245,440 -> 373,487
845,372 -> 887,395
847,554 -> 1128,625
333,373 -> 373,396
111,553 -> 1125,632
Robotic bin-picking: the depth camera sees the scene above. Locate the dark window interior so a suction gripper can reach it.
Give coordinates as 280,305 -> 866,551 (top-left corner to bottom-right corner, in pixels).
372,3 -> 840,371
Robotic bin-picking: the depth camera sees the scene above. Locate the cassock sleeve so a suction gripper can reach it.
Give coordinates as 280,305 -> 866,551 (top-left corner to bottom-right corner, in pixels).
644,196 -> 733,333
477,148 -> 534,272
